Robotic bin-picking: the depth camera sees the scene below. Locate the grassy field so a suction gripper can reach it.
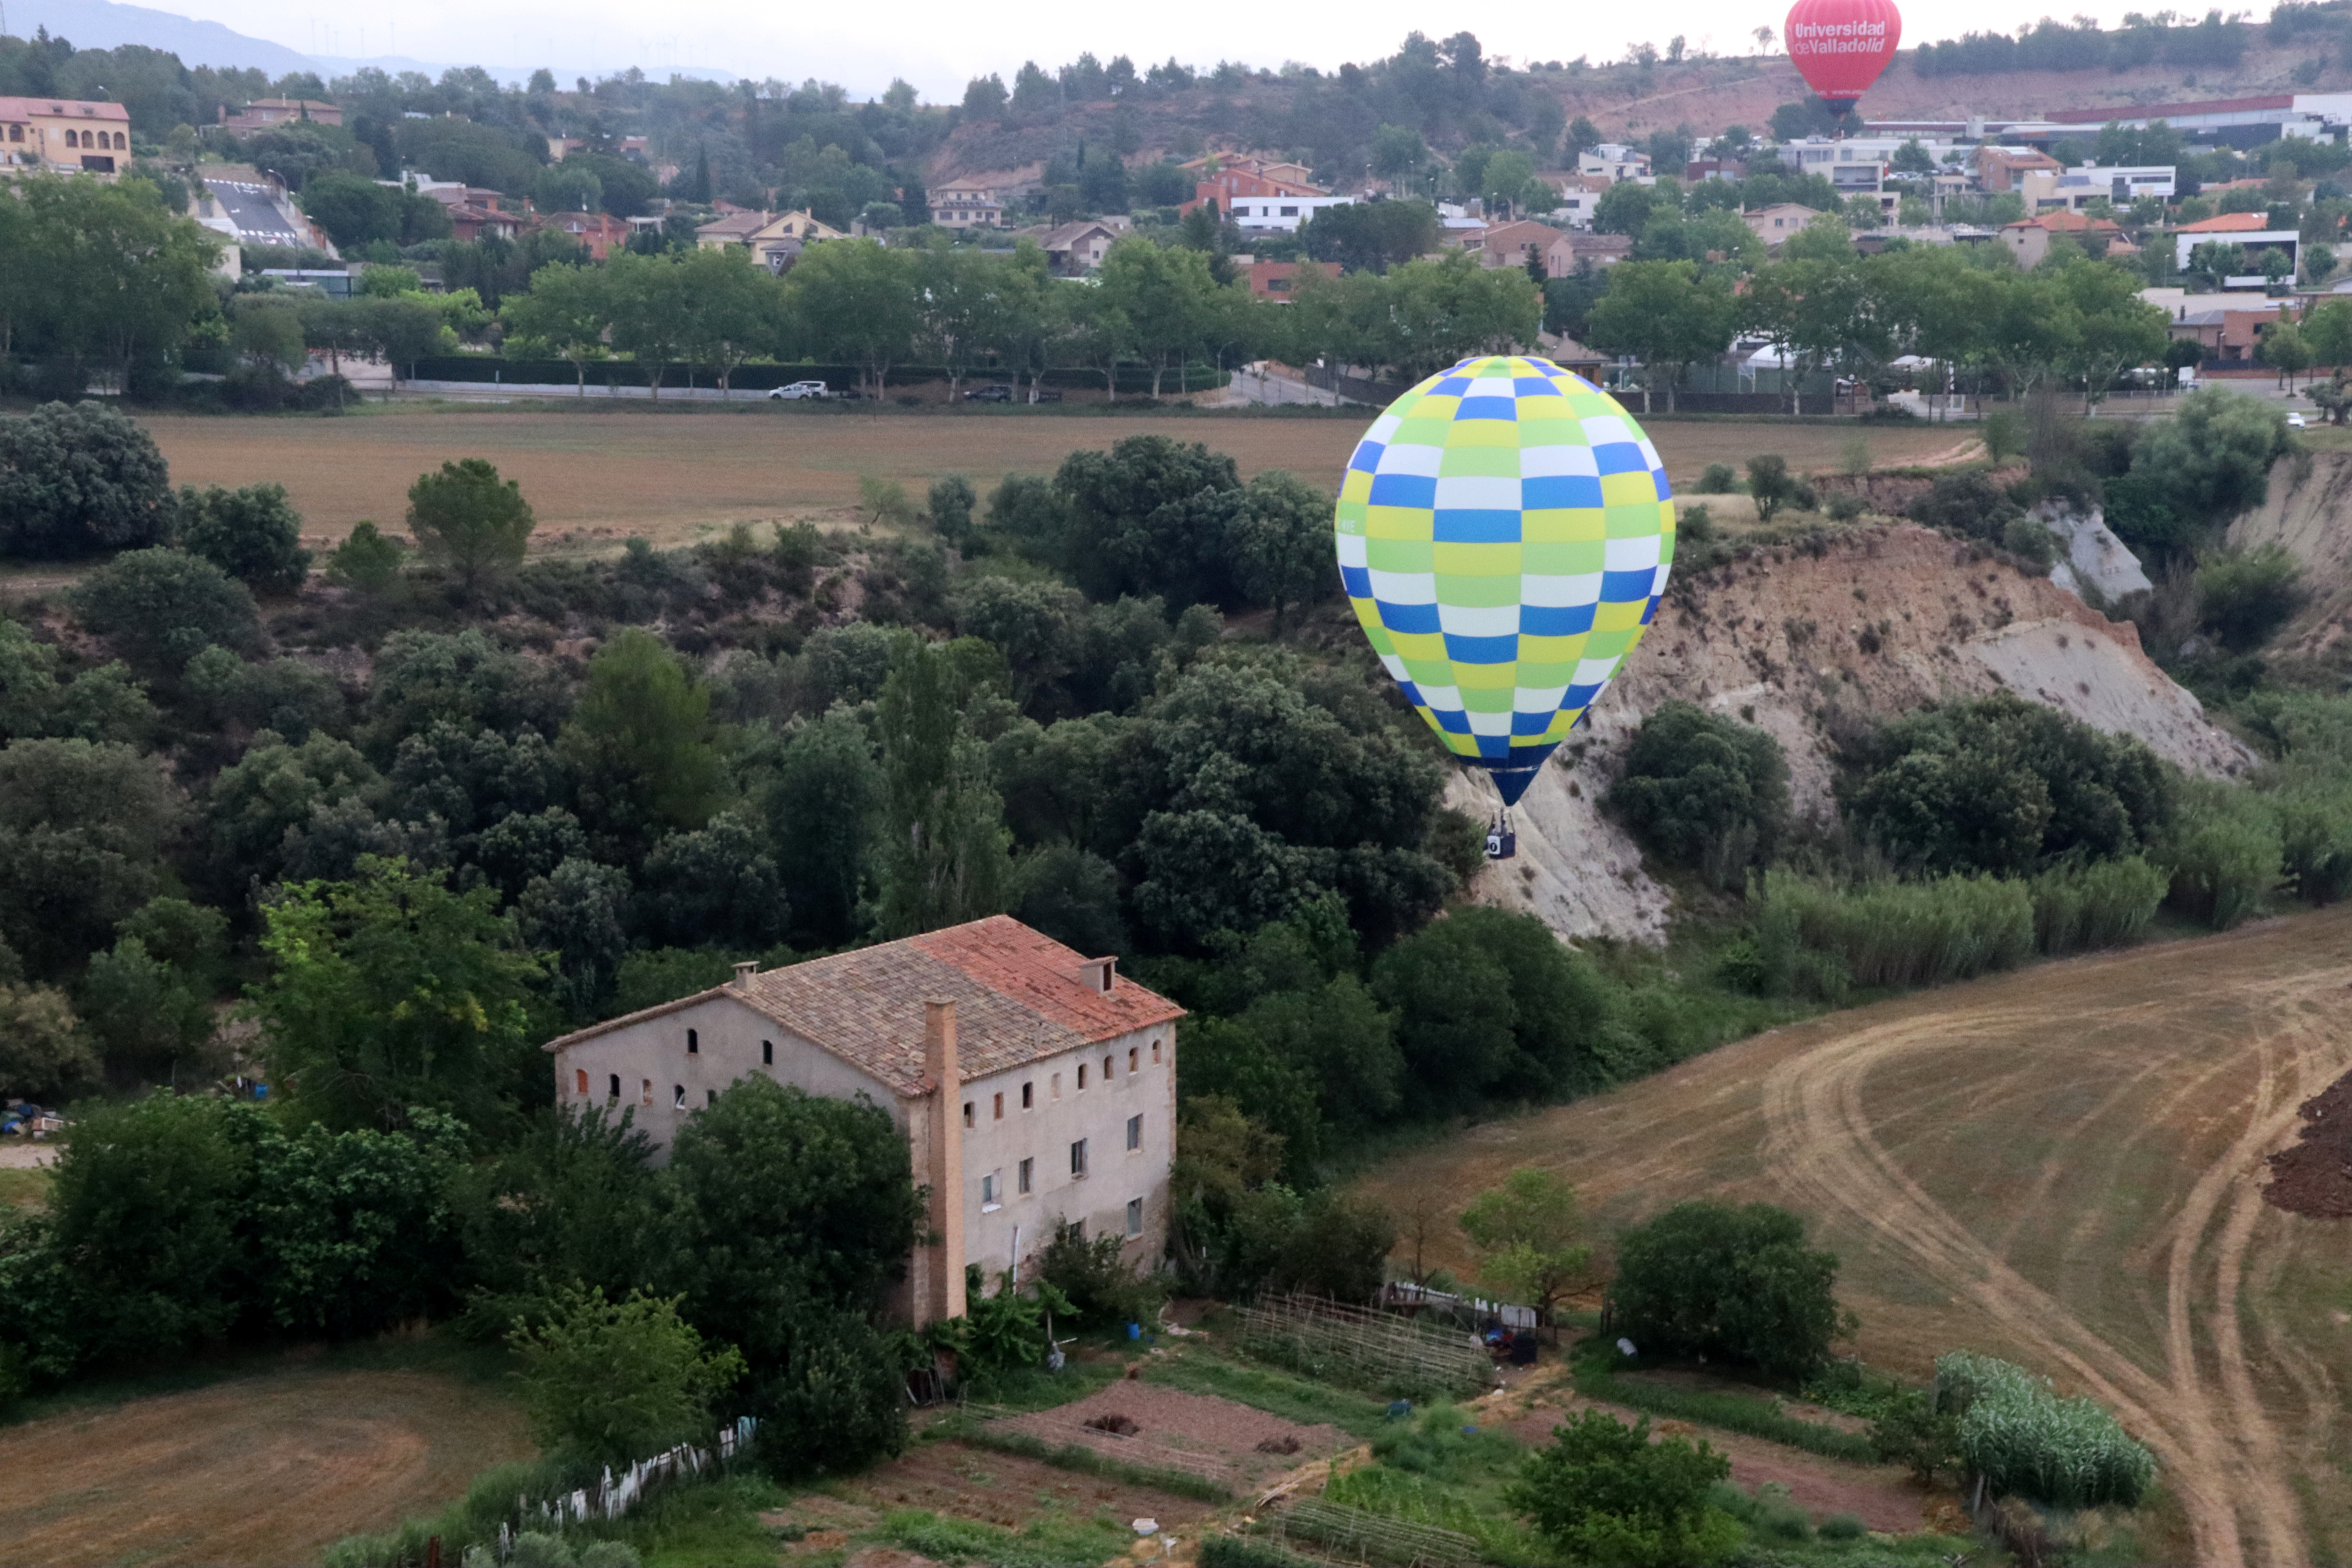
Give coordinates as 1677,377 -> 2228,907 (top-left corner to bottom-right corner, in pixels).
1352,906 -> 2352,1568
139,407 -> 1979,553
0,1343 -> 531,1567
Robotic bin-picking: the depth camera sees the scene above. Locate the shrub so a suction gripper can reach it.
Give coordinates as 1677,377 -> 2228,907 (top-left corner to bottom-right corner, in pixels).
177,483 -> 313,594
2195,545 -> 2304,651
0,983 -> 100,1102
1868,1388 -> 1964,1484
1826,490 -> 1865,523
1696,462 -> 1739,494
1505,1409 -> 1741,1567
2160,782 -> 2282,929
407,459 -> 536,595
326,521 -> 409,594
1752,870 -> 2034,992
1935,1351 -> 2155,1507
1746,454 -> 1798,521
0,401 -> 175,559
858,475 -> 917,528
2002,515 -> 2060,570
927,474 -> 978,543
1036,1219 -> 1167,1326
1607,1201 -> 1852,1380
2028,856 -> 2166,954
1607,702 -> 1789,888
509,1286 -> 745,1466
69,548 -> 263,673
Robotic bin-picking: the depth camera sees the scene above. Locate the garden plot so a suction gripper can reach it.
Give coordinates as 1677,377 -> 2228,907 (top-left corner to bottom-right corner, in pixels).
989,1382 -> 1347,1490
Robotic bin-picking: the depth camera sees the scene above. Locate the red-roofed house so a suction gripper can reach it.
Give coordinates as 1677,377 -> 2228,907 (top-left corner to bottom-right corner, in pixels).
1479,220 -> 1577,279
537,210 -> 630,260
2176,211 -> 2274,235
2000,210 -> 2125,267
2172,210 -> 2302,273
0,96 -> 132,173
543,916 -> 1185,1327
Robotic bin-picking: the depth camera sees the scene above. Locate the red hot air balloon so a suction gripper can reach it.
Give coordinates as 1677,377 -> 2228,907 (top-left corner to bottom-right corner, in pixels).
1784,0 -> 1902,110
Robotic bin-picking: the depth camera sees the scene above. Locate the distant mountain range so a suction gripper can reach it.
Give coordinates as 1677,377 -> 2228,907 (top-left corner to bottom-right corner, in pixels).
12,0 -> 738,85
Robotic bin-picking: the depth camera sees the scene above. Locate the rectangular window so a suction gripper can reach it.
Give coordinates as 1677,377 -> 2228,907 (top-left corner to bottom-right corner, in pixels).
1077,1064 -> 1088,1090
706,1089 -> 718,1108
1129,1047 -> 1139,1074
762,1039 -> 774,1065
641,1079 -> 653,1108
1103,1054 -> 1114,1081
962,1101 -> 975,1129
1070,1139 -> 1088,1178
981,1171 -> 1001,1209
1126,1114 -> 1143,1152
1021,1082 -> 1033,1109
1281,205 -> 1298,216
687,1028 -> 699,1054
1152,1039 -> 1162,1065
673,1084 -> 686,1110
609,1074 -> 621,1100
1019,1157 -> 1033,1195
1125,1197 -> 1144,1237
1052,1072 -> 1061,1100
993,1092 -> 1004,1120
575,1069 -> 589,1096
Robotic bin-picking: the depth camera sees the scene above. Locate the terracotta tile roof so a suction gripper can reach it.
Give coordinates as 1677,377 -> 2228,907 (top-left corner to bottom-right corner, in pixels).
2176,211 -> 2274,233
543,916 -> 1183,1096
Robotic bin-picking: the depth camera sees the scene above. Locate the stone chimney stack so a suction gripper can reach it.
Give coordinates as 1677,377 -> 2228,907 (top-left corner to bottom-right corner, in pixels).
924,999 -> 967,1324
731,961 -> 756,991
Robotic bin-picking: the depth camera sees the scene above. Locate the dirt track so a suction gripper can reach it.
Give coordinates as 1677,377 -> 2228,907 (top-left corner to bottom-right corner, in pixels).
1354,907 -> 2352,1568
0,1364 -> 531,1566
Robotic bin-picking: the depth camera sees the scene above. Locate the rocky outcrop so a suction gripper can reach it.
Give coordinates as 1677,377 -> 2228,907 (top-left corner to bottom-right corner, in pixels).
2229,450 -> 2352,663
1459,523 -> 2253,943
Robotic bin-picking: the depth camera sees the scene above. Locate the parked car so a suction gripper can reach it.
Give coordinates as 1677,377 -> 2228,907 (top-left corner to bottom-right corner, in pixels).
963,383 -> 1014,402
2286,411 -> 2309,428
767,380 -> 834,401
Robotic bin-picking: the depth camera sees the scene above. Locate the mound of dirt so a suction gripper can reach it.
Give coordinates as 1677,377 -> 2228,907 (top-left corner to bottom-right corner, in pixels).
1464,522 -> 2252,943
2263,1064 -> 2352,1219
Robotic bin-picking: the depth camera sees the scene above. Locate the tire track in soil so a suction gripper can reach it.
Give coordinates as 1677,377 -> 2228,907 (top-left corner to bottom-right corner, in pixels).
1757,956 -> 2352,1568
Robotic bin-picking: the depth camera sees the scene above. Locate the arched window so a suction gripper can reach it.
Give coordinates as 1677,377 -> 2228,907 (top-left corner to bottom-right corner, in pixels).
114,132 -> 126,149
687,1027 -> 699,1054
62,130 -> 74,148
608,1073 -> 621,1099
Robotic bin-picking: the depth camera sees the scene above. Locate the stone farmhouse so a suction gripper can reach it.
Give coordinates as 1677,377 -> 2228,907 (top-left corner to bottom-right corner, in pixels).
543,916 -> 1183,1327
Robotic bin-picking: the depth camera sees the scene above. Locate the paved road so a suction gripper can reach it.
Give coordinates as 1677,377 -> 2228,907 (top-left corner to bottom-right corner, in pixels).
204,179 -> 306,248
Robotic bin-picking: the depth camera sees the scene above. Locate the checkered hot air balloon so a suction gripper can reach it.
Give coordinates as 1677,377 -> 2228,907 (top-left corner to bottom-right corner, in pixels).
1335,354 -> 1675,809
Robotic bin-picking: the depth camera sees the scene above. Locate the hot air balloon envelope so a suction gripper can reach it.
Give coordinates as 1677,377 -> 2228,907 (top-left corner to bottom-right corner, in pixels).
1785,0 -> 1902,104
1334,355 -> 1675,809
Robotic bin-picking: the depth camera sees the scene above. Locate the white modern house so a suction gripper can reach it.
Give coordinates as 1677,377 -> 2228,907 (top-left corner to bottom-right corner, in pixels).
543,916 -> 1184,1328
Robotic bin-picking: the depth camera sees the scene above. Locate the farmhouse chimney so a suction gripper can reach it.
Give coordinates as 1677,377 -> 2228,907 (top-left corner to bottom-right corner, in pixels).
924,999 -> 966,1324
731,961 -> 756,990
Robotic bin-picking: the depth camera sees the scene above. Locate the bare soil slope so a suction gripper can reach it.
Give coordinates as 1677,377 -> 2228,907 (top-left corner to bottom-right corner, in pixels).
0,1365 -> 532,1567
1353,906 -> 2352,1568
2230,450 -> 2352,666
1461,523 -> 2250,940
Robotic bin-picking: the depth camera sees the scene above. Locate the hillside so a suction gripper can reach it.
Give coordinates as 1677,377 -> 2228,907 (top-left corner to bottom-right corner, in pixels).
1461,520 -> 2251,943
2230,449 -> 2352,668
1352,905 -> 2352,1568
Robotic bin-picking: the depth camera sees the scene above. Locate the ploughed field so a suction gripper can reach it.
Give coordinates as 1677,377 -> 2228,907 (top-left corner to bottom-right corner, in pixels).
0,1362 -> 531,1567
1353,907 -> 2352,1568
139,409 -> 1975,552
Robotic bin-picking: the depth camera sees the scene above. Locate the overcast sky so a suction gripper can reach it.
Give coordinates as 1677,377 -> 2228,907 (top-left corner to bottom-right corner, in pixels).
189,0 -> 2180,97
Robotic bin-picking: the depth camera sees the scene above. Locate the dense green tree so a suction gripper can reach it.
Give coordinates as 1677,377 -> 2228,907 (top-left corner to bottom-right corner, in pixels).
1231,470 -> 1335,635
1052,434 -> 1244,607
0,619 -> 154,747
1006,844 -> 1127,958
765,710 -> 882,948
2114,388 -> 2294,553
15,174 -> 221,388
77,937 -> 216,1082
69,548 -> 262,673
363,628 -> 566,757
558,629 -> 727,860
245,1112 -> 466,1335
1608,703 -> 1790,886
519,857 -> 633,1021
0,402 -> 173,559
783,238 -> 922,397
297,172 -> 451,248
633,812 -> 788,950
176,483 -> 313,595
1506,1411 -> 1740,1567
0,738 -> 176,978
200,730 -> 378,894
1586,261 -> 1738,413
0,983 -> 99,1101
249,856 -> 545,1134
510,1286 -> 745,1466
499,263 -> 613,394
1460,1166 -> 1592,1327
1608,1200 -> 1853,1379
406,458 -> 537,596
874,641 -> 1009,936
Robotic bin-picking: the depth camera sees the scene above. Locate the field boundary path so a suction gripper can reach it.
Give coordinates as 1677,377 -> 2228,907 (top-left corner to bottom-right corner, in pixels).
1351,907 -> 2352,1568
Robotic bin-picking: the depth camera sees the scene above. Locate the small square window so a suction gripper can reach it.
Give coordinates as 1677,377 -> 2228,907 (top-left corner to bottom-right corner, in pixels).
1021,1082 -> 1033,1109
1070,1138 -> 1088,1178
1019,1157 -> 1033,1194
1126,1114 -> 1142,1152
1125,1197 -> 1144,1237
993,1092 -> 1004,1120
762,1039 -> 774,1066
673,1084 -> 686,1110
963,1101 -> 976,1129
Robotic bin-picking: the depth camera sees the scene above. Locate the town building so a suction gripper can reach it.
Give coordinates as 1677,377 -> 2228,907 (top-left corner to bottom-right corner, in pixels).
542,917 -> 1184,1327
1244,259 -> 1338,300
1037,219 -> 1121,273
1479,219 -> 1578,279
2020,163 -> 2177,211
1576,144 -> 1652,183
0,96 -> 133,173
2046,91 -> 2352,146
1742,202 -> 1836,245
219,97 -> 344,133
1973,146 -> 2065,193
1536,172 -> 1611,229
2173,210 -> 2302,276
2000,210 -> 2128,268
538,210 -> 631,260
930,186 -> 1004,228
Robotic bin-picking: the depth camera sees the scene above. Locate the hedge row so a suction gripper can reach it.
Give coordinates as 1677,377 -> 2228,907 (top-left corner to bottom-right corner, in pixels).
403,357 -> 1228,393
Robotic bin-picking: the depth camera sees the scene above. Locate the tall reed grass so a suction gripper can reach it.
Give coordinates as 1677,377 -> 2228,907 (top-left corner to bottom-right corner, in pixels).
1935,1351 -> 2154,1509
1752,870 -> 2034,995
2160,782 -> 2283,930
2027,857 -> 2166,955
